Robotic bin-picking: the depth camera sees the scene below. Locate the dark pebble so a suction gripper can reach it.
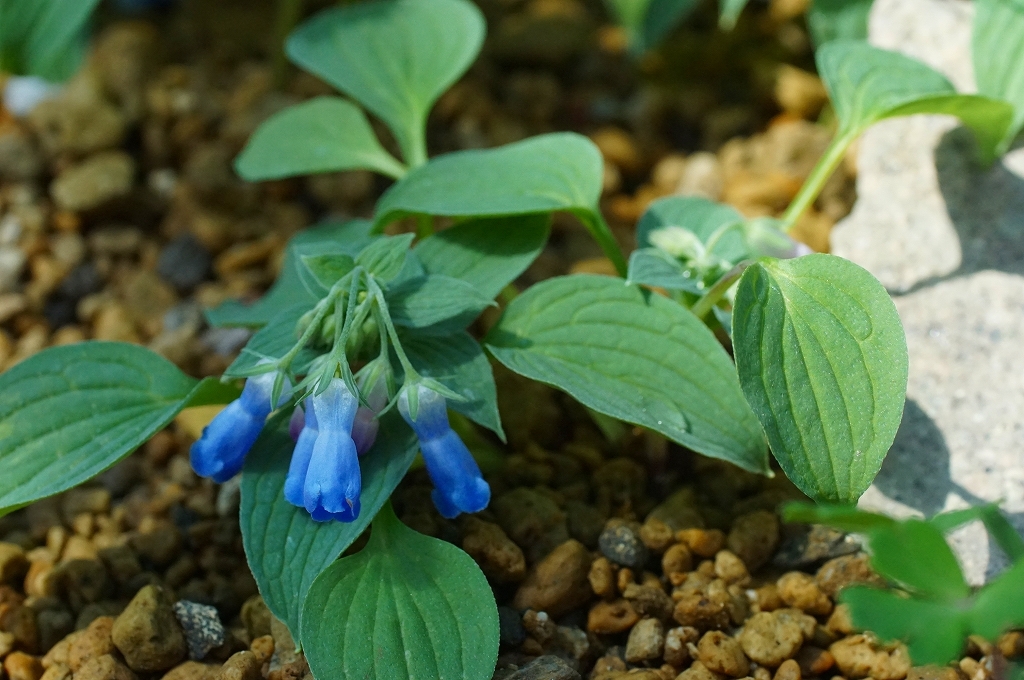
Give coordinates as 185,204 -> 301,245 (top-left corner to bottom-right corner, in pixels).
498,606 -> 526,648
60,262 -> 102,300
598,524 -> 648,570
43,296 -> 77,329
157,234 -> 211,291
504,655 -> 581,680
172,600 -> 225,660
36,607 -> 74,650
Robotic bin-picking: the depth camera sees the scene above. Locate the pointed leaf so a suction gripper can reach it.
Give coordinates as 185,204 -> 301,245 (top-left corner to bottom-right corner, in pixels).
974,0 -> 1024,152
486,274 -> 769,474
240,412 -> 418,640
357,234 -> 415,283
300,253 -> 355,290
387,275 -> 493,331
235,97 -> 406,181
301,503 -> 499,680
286,0 -> 484,164
733,254 -> 909,502
869,520 -> 969,600
414,215 -> 550,300
0,342 -> 236,515
807,0 -> 872,46
969,558 -> 1024,638
626,248 -> 704,293
782,502 -> 898,534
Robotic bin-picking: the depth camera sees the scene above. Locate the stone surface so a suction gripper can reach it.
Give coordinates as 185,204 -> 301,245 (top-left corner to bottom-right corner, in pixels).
111,585 -> 187,672
829,0 -> 1024,583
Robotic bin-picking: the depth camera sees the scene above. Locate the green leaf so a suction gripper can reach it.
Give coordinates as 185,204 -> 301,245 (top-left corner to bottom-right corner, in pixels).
718,0 -> 749,29
414,215 -> 550,300
974,0 -> 1024,153
733,254 -> 908,503
870,520 -> 969,600
206,220 -> 373,328
286,0 -> 485,166
636,196 -> 747,264
626,248 -> 704,294
388,275 -> 493,331
486,274 -> 769,474
235,97 -> 406,182
0,0 -> 102,81
841,587 -> 968,665
0,342 -> 236,515
300,253 -> 355,291
781,502 -> 898,533
300,502 -> 499,680
401,330 -> 503,439
817,40 -> 1014,163
357,234 -> 415,283
929,504 -> 1024,562
807,0 -> 872,46
240,411 -> 418,641
969,558 -> 1024,638
641,0 -> 701,50
373,133 -> 625,275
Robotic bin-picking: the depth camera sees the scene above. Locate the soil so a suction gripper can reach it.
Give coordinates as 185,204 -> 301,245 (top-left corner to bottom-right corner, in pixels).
0,1 -> 1017,680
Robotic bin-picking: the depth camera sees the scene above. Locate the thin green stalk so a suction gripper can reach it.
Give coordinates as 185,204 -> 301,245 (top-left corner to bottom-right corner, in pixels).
403,122 -> 429,169
272,0 -> 305,89
780,130 -> 857,233
416,214 -> 434,239
690,262 -> 749,321
581,211 -> 628,277
366,277 -> 418,379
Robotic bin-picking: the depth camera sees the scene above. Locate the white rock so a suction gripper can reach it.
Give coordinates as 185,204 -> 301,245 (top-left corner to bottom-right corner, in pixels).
2,76 -> 60,118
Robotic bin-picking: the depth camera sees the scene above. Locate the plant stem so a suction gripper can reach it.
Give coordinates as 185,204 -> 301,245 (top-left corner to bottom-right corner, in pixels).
272,0 -> 305,89
404,122 -> 429,169
416,214 -> 434,239
690,262 -> 750,321
581,211 -> 628,277
779,130 -> 857,233
366,277 -> 418,379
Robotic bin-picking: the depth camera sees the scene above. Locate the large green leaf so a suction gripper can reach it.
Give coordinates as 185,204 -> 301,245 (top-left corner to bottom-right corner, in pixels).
373,133 -> 625,274
733,254 -> 908,503
387,275 -> 494,331
486,274 -> 768,473
969,558 -> 1024,638
414,215 -> 550,300
973,0 -> 1024,153
807,0 -> 872,46
206,220 -> 372,328
235,97 -> 406,181
240,412 -> 418,641
286,0 -> 485,165
0,342 -> 237,514
817,40 -> 1014,162
401,330 -> 503,440
0,0 -> 102,81
869,520 -> 969,600
301,502 -> 499,680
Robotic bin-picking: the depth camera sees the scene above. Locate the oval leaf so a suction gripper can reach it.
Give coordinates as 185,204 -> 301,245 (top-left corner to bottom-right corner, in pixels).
974,0 -> 1024,152
635,196 -> 747,263
286,0 -> 484,164
0,342 -> 234,514
235,97 -> 406,181
733,254 -> 908,502
486,274 -> 768,474
301,502 -> 499,680
807,0 -> 872,46
817,40 -> 1014,161
240,412 -> 417,640
869,519 -> 969,600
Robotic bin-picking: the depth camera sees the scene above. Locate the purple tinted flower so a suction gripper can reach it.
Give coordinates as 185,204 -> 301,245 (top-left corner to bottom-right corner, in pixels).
190,373 -> 282,483
352,373 -> 389,455
284,400 -> 317,508
288,406 -> 305,442
398,385 -> 490,519
303,378 -> 361,522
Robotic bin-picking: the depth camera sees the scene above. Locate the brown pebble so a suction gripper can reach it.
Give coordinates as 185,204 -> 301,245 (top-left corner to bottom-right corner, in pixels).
698,631 -> 750,677
69,616 -> 116,671
461,517 -> 526,583
589,557 -> 616,599
664,626 -> 699,667
0,544 -> 29,585
161,661 -> 221,680
672,580 -> 731,631
999,630 -> 1024,658
727,511 -> 779,572
639,518 -> 675,552
622,583 -> 674,621
625,618 -> 665,663
587,599 -> 639,634
777,572 -> 832,616
74,654 -> 136,680
216,651 -> 261,680
1,602 -> 39,652
677,660 -> 728,680
512,540 -> 592,618
616,567 -> 635,593
677,529 -> 725,558
249,635 -> 274,666
5,652 -> 43,680
754,666 -> 772,680
42,631 -> 79,668
662,543 -> 693,581
815,554 -> 881,599
796,646 -> 835,676
111,585 -> 187,672
830,634 -> 911,680
775,658 -> 802,680
713,551 -> 749,586
38,663 -> 71,680
239,597 -> 271,641
755,583 -> 783,612
738,612 -> 803,667
825,603 -> 854,636
907,665 -> 969,680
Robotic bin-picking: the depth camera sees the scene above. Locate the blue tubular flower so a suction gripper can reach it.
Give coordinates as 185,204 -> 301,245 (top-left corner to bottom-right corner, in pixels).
303,378 -> 361,522
284,400 -> 317,508
190,373 -> 283,483
398,385 -> 491,519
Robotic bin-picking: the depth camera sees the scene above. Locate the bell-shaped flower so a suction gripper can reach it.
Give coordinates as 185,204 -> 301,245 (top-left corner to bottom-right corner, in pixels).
352,370 -> 389,455
190,372 -> 287,483
303,378 -> 362,522
398,384 -> 490,519
284,400 -> 317,508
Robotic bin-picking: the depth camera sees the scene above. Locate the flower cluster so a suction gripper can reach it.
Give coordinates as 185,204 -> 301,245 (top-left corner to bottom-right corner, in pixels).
189,373 -> 490,523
